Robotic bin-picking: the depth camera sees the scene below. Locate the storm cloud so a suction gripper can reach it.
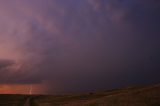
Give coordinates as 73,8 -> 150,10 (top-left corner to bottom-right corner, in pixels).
0,0 -> 159,94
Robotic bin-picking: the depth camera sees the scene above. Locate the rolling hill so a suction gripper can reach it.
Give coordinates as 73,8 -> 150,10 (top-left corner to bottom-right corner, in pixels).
0,84 -> 159,106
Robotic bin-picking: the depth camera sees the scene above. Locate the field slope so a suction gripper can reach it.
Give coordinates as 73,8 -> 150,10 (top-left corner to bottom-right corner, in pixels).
0,84 -> 160,106
32,84 -> 160,106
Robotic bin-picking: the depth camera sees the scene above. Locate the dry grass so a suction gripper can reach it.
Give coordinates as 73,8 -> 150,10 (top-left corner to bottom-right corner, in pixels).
0,84 -> 159,106
33,84 -> 160,106
0,94 -> 28,106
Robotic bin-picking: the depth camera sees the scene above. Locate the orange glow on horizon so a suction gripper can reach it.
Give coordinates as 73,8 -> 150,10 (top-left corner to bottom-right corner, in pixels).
0,84 -> 46,94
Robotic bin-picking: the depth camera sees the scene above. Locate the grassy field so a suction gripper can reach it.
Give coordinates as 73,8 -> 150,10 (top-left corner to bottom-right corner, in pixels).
0,94 -> 28,106
0,84 -> 160,106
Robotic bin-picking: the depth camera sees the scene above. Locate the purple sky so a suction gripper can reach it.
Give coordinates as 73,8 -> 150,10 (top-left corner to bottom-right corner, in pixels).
0,0 -> 160,94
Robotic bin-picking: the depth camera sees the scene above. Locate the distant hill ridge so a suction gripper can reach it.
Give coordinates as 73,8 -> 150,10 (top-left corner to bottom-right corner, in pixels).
29,83 -> 160,106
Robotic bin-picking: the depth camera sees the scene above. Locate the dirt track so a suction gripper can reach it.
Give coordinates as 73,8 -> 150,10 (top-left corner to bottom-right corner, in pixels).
23,97 -> 31,106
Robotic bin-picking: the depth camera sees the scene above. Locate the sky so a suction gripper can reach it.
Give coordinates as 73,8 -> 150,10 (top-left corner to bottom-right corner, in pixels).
0,0 -> 160,94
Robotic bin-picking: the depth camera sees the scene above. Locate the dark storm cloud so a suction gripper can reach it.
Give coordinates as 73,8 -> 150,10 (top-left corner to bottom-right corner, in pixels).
0,0 -> 159,94
0,59 -> 15,84
0,59 -> 14,69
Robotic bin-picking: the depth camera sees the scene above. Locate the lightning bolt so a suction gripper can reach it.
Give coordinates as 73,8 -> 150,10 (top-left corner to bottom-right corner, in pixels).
29,85 -> 33,95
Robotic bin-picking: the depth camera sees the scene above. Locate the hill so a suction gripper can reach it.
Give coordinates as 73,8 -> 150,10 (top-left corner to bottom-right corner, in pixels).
0,84 -> 159,106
